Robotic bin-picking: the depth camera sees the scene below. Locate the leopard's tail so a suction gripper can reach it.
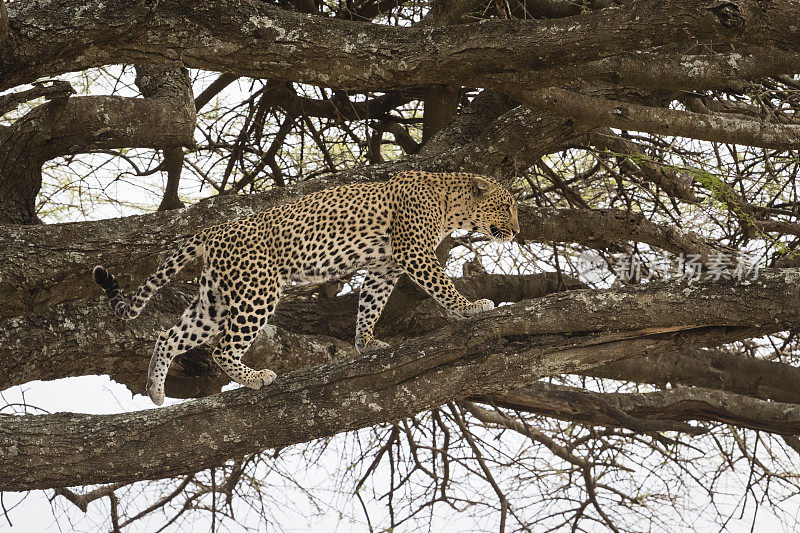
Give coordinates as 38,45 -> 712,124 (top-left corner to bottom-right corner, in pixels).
93,233 -> 206,320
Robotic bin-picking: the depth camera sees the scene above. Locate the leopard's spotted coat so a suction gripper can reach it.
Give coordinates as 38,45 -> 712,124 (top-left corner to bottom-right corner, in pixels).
93,171 -> 520,405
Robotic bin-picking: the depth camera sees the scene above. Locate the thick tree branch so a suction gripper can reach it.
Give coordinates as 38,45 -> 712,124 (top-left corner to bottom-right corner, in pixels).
0,65 -> 194,224
262,83 -> 415,121
486,381 -> 800,435
0,273 -> 574,394
419,91 -> 515,156
3,267 -> 791,490
517,87 -> 800,150
518,206 -> 716,259
515,45 -> 800,95
2,0 -> 799,92
135,65 -> 194,212
156,147 -> 186,211
585,347 -> 800,405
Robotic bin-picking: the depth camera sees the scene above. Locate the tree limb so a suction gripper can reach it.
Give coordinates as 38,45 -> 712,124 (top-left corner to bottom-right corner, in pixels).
3,0 -> 799,92
517,206 -> 717,260
514,44 -> 800,94
0,80 -> 74,115
0,272 -> 782,490
516,87 -> 800,150
0,0 -> 7,49
584,346 -> 800,405
0,66 -> 195,224
0,272 -> 576,394
485,381 -> 800,435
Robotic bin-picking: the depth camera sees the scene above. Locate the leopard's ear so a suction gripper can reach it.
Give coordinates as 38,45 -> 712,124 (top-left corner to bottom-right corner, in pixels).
471,176 -> 495,202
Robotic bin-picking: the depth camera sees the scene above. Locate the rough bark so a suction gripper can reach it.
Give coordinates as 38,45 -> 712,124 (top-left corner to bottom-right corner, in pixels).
485,380 -> 800,434
0,272 -> 579,395
517,207 -> 716,260
5,266 -> 795,490
0,0 -> 7,48
516,87 -> 800,150
516,44 -> 800,94
3,0 -> 800,93
0,65 -> 194,224
134,65 -> 192,212
583,347 -> 800,405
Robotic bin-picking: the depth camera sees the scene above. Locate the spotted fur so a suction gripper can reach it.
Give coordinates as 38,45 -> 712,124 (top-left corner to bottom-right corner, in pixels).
93,171 -> 520,405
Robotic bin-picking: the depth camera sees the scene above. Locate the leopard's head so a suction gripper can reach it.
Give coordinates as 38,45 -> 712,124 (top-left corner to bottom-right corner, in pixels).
468,176 -> 520,243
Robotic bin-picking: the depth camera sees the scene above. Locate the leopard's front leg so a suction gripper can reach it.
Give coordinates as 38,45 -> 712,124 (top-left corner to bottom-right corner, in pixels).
389,182 -> 495,319
393,249 -> 494,318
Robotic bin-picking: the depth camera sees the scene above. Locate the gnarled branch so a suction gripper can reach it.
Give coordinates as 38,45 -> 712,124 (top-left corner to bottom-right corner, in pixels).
4,266 -> 791,490
3,0 -> 799,92
0,65 -> 194,224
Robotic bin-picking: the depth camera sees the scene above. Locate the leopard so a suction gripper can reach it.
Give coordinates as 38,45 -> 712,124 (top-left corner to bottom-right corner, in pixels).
93,170 -> 520,406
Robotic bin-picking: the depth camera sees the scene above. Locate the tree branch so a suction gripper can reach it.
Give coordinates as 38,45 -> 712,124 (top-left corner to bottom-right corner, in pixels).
0,272 -> 574,394
516,87 -> 800,150
585,346 -> 800,405
3,0 -> 799,92
512,44 -> 800,95
0,0 -> 7,49
0,66 -> 195,224
261,83 -> 415,121
0,80 -> 74,115
134,65 -> 194,212
194,73 -> 239,111
1,269 -> 784,490
518,206 -> 717,260
486,381 -> 800,435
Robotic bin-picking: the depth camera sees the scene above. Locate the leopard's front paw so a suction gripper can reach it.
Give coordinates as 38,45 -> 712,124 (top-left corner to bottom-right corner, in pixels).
355,336 -> 390,354
461,298 -> 495,316
247,369 -> 277,390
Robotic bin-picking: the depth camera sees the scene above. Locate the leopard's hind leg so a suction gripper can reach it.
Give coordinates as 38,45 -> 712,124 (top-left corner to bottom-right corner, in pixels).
146,272 -> 225,405
212,281 -> 281,391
